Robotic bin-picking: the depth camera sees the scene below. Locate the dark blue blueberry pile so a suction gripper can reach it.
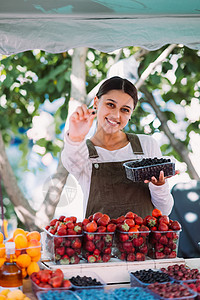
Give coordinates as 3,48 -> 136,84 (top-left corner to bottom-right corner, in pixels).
132,158 -> 171,168
131,269 -> 171,284
69,275 -> 103,287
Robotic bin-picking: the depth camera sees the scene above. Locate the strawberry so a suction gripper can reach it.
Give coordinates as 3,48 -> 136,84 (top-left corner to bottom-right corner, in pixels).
54,237 -> 63,247
87,254 -> 97,263
66,222 -> 75,229
74,223 -> 82,234
67,229 -> 77,235
168,251 -> 177,258
136,252 -> 145,261
50,219 -> 58,226
159,235 -> 168,245
60,254 -> 70,265
102,254 -> 111,262
59,215 -> 66,222
125,211 -> 137,219
106,223 -> 116,232
57,224 -> 67,236
86,220 -> 97,232
163,246 -> 171,256
93,249 -> 101,256
70,216 -> 77,223
139,244 -> 148,254
88,215 -> 93,222
97,226 -> 107,233
82,218 -> 90,226
116,215 -> 126,224
103,234 -> 113,243
168,240 -> 177,250
85,233 -> 94,241
170,220 -> 181,231
122,241 -> 133,252
127,253 -> 135,261
124,219 -> 135,227
40,270 -> 52,283
97,214 -> 110,226
64,239 -> 71,248
45,225 -> 50,231
152,208 -> 162,218
159,215 -> 169,225
84,241 -> 95,252
134,216 -> 143,225
117,223 -> 129,232
145,216 -> 157,228
49,226 -> 56,235
155,251 -> 165,259
71,237 -> 82,249
133,237 -> 144,248
119,252 -> 126,260
93,212 -> 103,222
158,223 -> 169,231
65,247 -> 75,257
154,232 -> 162,240
96,240 -> 105,252
70,255 -> 80,264
155,243 -> 164,252
56,246 -> 65,256
62,279 -> 71,288
52,269 -> 64,280
103,247 -> 111,255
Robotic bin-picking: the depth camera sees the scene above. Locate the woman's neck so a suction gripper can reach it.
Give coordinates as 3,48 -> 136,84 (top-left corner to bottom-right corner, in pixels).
91,130 -> 129,150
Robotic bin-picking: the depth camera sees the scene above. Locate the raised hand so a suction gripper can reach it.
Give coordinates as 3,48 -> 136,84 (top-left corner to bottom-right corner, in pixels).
68,104 -> 96,142
144,170 -> 180,186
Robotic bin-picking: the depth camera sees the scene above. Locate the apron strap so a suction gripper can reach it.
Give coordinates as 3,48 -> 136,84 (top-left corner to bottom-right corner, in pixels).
86,139 -> 99,158
86,133 -> 144,158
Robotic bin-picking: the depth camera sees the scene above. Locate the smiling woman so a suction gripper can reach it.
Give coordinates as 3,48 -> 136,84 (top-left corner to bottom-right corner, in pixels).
61,76 -> 176,219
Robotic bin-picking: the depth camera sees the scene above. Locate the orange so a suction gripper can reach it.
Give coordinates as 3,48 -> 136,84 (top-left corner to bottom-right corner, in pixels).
21,267 -> 28,279
13,228 -> 26,239
26,239 -> 41,257
0,295 -> 6,300
0,233 -> 4,244
27,262 -> 40,276
27,231 -> 41,242
31,253 -> 41,262
16,254 -> 31,268
0,258 -> 5,267
14,234 -> 28,249
0,243 -> 5,258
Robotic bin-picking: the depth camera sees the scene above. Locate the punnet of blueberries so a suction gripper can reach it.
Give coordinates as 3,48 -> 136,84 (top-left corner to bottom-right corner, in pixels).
131,269 -> 171,285
124,157 -> 175,182
69,275 -> 103,287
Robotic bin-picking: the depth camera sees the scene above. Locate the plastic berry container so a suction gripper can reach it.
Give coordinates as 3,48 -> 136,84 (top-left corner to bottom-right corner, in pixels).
113,229 -> 150,261
30,277 -> 72,297
148,230 -> 181,259
42,228 -> 83,264
123,157 -> 175,182
75,289 -> 116,300
147,282 -> 198,300
112,287 -> 157,300
82,231 -> 114,263
37,290 -> 79,300
68,271 -> 106,290
129,269 -> 172,288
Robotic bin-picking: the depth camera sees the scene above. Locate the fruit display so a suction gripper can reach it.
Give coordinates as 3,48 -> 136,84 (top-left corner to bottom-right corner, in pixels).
148,282 -> 197,299
0,228 -> 41,278
30,269 -> 71,296
146,209 -> 182,259
123,157 -> 175,182
161,264 -> 200,282
82,212 -> 116,263
69,274 -> 105,289
44,216 -> 83,264
130,269 -> 171,287
113,212 -> 150,261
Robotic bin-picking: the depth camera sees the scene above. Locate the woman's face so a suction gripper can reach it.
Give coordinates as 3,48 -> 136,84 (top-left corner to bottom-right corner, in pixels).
94,89 -> 134,134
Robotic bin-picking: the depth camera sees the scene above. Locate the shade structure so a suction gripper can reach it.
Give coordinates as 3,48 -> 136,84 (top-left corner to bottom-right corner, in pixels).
0,0 -> 200,55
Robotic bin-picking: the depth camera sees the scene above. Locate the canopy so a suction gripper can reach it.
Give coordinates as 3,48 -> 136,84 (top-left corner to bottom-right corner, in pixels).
1,0 -> 200,55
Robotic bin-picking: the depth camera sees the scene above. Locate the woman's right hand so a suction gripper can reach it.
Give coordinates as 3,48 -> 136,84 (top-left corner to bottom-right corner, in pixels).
68,104 -> 96,142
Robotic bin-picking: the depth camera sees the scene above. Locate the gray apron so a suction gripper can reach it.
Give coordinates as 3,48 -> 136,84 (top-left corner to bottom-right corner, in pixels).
86,133 -> 154,219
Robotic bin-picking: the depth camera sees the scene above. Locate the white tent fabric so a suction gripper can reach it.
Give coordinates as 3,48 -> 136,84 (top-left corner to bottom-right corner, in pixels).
1,0 -> 200,55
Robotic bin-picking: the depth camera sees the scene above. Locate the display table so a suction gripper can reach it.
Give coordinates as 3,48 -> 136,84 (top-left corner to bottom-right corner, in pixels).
23,257 -> 200,300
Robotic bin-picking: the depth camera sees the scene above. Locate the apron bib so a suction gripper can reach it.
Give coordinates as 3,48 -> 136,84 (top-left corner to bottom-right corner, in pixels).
85,133 -> 154,219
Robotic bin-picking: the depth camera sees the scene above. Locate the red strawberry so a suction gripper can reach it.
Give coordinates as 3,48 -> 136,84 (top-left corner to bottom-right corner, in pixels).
87,254 -> 97,263
158,223 -> 169,231
93,249 -> 101,256
117,223 -> 129,232
74,223 -> 82,234
67,229 -> 77,235
60,254 -> 70,264
155,243 -> 164,252
84,241 -> 95,252
133,237 -> 144,248
50,219 -> 58,226
97,214 -> 110,226
57,224 -> 67,236
70,255 -> 80,264
82,218 -> 90,226
155,251 -> 165,259
97,226 -> 107,233
64,239 -> 71,248
125,212 -> 137,219
63,279 -> 71,288
49,276 -> 63,288
56,246 -> 65,256
116,216 -> 126,224
106,223 -> 116,232
59,215 -> 66,222
159,235 -> 168,245
85,233 -> 94,241
170,220 -> 181,231
168,240 -> 177,250
49,226 -> 56,235
45,225 -> 50,231
102,254 -> 111,262
71,238 -> 82,249
124,219 -> 135,227
104,247 -> 111,255
54,237 -> 63,247
154,232 -> 162,240
139,244 -> 148,254
152,208 -> 162,218
119,252 -> 126,260
103,234 -> 113,243
122,241 -> 133,252
168,251 -> 177,258
134,216 -> 143,225
66,222 -> 75,229
93,212 -> 103,222
136,252 -> 145,261
65,247 -> 75,257
127,253 -> 135,261
86,221 -> 97,232
96,240 -> 105,252
144,216 -> 157,228
163,246 -> 171,256
88,215 -> 93,222
159,215 -> 169,225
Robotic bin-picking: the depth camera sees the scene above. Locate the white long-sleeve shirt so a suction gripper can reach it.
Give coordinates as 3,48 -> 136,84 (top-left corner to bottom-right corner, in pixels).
61,132 -> 174,218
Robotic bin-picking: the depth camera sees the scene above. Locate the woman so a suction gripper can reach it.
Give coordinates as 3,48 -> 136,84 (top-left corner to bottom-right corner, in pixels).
61,76 -> 175,219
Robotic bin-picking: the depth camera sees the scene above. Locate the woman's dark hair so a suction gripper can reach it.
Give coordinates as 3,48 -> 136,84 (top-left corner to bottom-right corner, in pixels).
96,76 -> 138,109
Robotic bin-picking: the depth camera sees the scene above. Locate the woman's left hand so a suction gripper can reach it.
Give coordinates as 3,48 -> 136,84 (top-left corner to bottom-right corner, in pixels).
144,170 -> 180,186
